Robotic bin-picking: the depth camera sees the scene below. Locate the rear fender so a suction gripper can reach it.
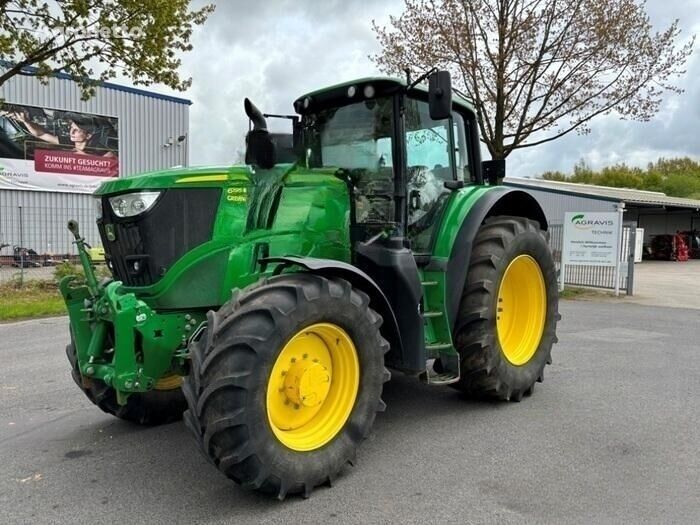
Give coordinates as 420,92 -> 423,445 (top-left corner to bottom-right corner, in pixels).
444,188 -> 547,331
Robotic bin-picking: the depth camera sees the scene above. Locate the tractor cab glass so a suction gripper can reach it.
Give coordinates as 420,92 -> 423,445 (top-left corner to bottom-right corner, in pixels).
300,81 -> 472,251
405,98 -> 468,253
304,97 -> 395,224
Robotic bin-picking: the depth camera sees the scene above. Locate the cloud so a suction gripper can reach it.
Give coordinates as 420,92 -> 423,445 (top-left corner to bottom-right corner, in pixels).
497,3 -> 700,177
509,43 -> 700,178
170,0 -> 699,174
179,0 -> 402,165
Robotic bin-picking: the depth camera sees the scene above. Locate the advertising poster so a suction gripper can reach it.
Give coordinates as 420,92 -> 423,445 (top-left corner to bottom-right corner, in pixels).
0,102 -> 119,193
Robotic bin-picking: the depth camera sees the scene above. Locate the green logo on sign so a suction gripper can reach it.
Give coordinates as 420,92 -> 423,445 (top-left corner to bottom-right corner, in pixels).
571,213 -> 614,230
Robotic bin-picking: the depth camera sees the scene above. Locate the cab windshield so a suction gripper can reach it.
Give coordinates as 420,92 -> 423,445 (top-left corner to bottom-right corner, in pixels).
303,97 -> 394,173
303,97 -> 395,225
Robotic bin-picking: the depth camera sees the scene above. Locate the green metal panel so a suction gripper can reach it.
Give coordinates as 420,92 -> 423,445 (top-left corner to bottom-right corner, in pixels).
417,185 -> 504,359
431,185 -> 497,257
65,163 -> 352,405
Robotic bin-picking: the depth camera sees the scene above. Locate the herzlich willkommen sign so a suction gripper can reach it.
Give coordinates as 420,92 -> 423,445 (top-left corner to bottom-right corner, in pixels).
563,212 -> 621,267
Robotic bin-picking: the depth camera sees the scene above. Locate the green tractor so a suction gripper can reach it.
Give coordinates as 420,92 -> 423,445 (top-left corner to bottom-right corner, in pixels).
62,71 -> 559,498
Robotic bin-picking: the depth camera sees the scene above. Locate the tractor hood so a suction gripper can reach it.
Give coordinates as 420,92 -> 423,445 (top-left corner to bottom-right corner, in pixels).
93,164 -> 261,195
91,162 -> 349,309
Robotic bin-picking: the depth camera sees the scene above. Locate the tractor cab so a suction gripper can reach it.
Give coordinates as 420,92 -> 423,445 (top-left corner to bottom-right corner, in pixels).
291,73 -> 488,253
245,72 -> 494,379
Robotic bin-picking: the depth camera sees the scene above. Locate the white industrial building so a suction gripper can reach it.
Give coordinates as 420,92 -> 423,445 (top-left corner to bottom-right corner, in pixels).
504,177 -> 700,243
504,177 -> 700,293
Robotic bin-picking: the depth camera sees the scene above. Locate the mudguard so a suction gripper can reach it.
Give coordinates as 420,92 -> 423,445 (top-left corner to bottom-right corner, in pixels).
262,256 -> 404,363
442,188 -> 547,331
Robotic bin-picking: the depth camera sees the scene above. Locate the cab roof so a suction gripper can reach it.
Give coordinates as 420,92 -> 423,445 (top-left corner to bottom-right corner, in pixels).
293,76 -> 476,115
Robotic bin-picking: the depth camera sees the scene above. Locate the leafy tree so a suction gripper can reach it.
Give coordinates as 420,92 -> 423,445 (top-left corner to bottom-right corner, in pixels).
597,165 -> 644,189
372,0 -> 694,160
540,157 -> 700,198
0,0 -> 215,99
539,170 -> 567,182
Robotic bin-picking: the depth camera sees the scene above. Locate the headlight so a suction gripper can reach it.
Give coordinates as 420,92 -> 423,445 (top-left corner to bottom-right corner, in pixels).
109,191 -> 161,218
94,197 -> 103,220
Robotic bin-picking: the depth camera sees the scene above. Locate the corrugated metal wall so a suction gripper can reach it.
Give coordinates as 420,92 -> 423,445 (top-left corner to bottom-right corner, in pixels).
0,70 -> 190,257
0,190 -> 98,257
513,186 -> 620,225
508,183 -> 699,242
625,208 -> 696,242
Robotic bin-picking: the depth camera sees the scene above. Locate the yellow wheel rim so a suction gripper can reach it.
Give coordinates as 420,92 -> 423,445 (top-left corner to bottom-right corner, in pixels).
266,323 -> 360,452
496,255 -> 547,366
154,374 -> 182,391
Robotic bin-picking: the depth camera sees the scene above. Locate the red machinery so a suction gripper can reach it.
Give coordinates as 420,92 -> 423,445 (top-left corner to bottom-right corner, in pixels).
649,233 -> 689,261
675,233 -> 690,261
679,230 -> 700,259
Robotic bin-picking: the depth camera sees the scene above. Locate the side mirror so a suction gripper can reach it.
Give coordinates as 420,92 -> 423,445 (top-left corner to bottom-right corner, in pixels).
482,159 -> 506,185
428,70 -> 452,120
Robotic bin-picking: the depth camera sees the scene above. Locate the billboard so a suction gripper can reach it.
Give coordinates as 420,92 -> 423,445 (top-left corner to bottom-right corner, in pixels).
0,102 -> 118,193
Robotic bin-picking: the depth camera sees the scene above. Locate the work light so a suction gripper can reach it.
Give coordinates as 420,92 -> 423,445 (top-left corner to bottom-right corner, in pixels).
109,191 -> 161,218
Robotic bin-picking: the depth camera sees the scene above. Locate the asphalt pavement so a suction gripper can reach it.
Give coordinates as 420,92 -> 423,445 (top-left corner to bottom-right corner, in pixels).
0,300 -> 698,524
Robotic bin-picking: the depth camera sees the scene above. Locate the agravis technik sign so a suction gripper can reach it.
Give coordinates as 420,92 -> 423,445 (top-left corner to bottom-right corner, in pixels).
563,212 -> 620,266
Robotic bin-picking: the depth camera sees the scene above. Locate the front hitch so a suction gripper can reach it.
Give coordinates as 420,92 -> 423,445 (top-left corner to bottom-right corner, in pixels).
61,220 -> 203,405
67,220 -> 100,297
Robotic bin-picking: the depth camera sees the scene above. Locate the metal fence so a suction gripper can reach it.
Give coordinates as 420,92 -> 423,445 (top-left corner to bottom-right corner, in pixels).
0,204 -> 99,284
549,223 -> 636,294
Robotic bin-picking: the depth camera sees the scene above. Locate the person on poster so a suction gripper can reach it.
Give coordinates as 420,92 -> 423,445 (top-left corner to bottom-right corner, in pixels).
1,110 -> 116,158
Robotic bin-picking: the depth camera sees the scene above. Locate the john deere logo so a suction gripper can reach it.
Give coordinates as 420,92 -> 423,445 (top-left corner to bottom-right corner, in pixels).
571,213 -> 614,230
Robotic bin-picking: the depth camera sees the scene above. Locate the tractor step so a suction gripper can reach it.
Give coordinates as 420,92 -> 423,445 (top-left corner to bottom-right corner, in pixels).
425,342 -> 452,351
421,280 -> 438,286
420,358 -> 460,386
422,311 -> 443,319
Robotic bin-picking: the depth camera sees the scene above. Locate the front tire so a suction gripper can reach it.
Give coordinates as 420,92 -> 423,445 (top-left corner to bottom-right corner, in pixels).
66,341 -> 187,425
453,216 -> 559,401
182,274 -> 390,498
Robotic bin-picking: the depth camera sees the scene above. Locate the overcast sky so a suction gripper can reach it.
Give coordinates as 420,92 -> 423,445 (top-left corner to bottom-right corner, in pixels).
164,0 -> 700,178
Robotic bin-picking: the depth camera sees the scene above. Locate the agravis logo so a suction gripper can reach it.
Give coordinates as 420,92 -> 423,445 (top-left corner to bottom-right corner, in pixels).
571,213 -> 614,230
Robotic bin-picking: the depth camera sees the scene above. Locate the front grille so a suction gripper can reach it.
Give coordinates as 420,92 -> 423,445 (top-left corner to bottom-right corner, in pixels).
98,188 -> 221,286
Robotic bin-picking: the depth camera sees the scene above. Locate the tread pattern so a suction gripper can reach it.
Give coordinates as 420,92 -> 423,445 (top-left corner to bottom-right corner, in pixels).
453,216 -> 560,401
66,342 -> 187,425
182,273 -> 390,499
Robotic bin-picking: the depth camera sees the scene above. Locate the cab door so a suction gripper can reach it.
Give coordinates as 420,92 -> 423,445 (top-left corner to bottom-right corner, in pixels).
403,97 -> 470,255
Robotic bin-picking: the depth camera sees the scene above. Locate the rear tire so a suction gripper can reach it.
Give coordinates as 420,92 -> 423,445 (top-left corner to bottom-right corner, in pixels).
182,274 -> 390,499
66,341 -> 187,425
453,216 -> 559,401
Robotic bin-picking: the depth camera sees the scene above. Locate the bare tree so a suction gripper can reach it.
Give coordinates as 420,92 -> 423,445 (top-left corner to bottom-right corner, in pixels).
372,0 -> 694,159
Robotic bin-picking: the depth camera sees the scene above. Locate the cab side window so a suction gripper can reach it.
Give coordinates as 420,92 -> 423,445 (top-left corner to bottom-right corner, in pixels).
453,112 -> 470,182
405,98 -> 468,253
